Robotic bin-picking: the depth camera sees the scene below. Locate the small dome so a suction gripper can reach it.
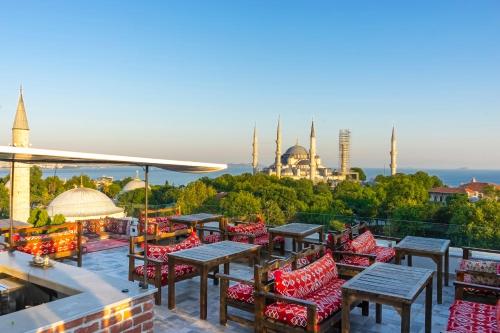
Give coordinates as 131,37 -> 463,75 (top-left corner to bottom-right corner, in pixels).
284,144 -> 309,156
47,187 -> 124,221
121,178 -> 148,193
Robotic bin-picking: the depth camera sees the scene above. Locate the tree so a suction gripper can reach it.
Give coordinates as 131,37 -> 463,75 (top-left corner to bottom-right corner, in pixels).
30,166 -> 47,207
333,181 -> 380,217
65,175 -> 96,190
350,167 -> 366,181
220,191 -> 261,217
176,181 -> 216,214
0,183 -> 9,218
101,182 -> 122,198
28,208 -> 51,227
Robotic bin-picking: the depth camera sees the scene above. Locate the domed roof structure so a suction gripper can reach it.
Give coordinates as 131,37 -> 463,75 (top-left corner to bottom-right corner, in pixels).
121,178 -> 148,193
47,187 -> 125,221
120,171 -> 149,194
284,144 -> 309,156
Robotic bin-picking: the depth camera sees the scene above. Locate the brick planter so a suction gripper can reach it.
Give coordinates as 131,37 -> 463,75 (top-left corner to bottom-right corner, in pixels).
35,295 -> 155,333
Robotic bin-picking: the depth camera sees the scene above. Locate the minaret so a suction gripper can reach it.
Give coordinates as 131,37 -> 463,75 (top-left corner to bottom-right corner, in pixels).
11,86 -> 31,222
252,124 -> 258,175
390,126 -> 397,176
275,117 -> 282,179
309,120 -> 316,182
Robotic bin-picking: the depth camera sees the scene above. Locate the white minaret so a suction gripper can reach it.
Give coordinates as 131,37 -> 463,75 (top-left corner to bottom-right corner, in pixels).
275,117 -> 282,179
309,120 -> 316,182
252,124 -> 258,175
390,126 -> 397,176
11,86 -> 31,222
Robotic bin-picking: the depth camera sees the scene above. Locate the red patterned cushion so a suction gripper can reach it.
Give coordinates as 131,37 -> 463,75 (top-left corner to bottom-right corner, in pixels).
227,222 -> 268,239
350,231 -> 376,254
105,218 -> 129,234
203,233 -> 222,244
134,264 -> 196,285
340,246 -> 395,267
17,231 -> 78,255
459,259 -> 500,287
265,278 -> 345,328
446,300 -> 498,333
146,232 -> 201,262
274,253 -> 338,299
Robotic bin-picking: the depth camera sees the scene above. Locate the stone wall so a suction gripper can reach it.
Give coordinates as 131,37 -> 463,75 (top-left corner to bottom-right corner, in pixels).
35,294 -> 154,333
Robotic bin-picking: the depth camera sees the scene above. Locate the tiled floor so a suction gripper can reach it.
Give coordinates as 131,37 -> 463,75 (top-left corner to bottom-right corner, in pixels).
78,246 -> 454,332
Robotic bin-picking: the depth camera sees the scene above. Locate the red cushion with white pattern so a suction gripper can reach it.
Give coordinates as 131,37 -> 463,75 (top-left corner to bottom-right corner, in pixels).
349,230 -> 376,254
146,232 -> 201,262
264,278 -> 345,328
274,253 -> 338,299
16,231 -> 79,256
446,300 -> 498,333
134,264 -> 196,285
203,233 -> 222,244
340,246 -> 395,267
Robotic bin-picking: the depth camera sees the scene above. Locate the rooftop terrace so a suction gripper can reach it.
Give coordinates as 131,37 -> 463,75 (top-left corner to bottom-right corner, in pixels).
78,245 -> 457,333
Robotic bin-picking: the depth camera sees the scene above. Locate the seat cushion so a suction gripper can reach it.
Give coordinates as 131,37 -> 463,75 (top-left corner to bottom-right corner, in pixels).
274,253 -> 338,299
134,264 -> 196,285
146,232 -> 201,262
446,300 -> 498,333
265,278 -> 345,328
340,246 -> 395,267
349,230 -> 376,254
203,233 -> 222,244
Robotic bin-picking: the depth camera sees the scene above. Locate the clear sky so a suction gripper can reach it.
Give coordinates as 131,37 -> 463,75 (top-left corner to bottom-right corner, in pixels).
0,1 -> 499,169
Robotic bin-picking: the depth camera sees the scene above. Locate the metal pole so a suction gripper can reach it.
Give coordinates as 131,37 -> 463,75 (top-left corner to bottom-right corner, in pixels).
9,160 -> 15,250
142,165 -> 149,289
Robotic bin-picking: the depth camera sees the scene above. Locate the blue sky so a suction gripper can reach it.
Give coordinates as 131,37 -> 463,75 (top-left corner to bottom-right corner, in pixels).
0,1 -> 499,169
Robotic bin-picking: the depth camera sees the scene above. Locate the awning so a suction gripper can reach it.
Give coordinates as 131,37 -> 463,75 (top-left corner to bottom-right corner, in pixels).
0,146 -> 227,173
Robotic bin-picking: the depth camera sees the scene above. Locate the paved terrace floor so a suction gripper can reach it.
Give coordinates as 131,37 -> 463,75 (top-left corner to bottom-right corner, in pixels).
73,246 -> 456,333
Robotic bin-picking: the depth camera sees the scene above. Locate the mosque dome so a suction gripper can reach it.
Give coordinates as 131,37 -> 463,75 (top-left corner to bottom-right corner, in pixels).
47,187 -> 125,221
284,144 -> 309,157
121,178 -> 148,193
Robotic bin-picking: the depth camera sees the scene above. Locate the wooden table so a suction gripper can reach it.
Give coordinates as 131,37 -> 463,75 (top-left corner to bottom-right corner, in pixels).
169,213 -> 222,238
268,223 -> 323,255
394,236 -> 450,304
342,263 -> 434,333
167,241 -> 260,320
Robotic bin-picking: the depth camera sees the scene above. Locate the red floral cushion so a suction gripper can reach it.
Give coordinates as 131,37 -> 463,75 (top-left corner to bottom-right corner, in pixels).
349,230 -> 376,254
265,278 -> 345,328
340,246 -> 395,267
17,231 -> 79,255
134,264 -> 196,285
227,222 -> 268,238
274,253 -> 338,299
459,259 -> 500,287
105,218 -> 129,234
446,300 -> 498,333
203,233 -> 222,244
146,232 -> 201,262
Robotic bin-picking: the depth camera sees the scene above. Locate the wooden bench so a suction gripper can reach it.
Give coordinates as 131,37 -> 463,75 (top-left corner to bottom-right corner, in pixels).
447,281 -> 500,332
12,222 -> 83,267
254,246 -> 365,333
128,231 -> 206,305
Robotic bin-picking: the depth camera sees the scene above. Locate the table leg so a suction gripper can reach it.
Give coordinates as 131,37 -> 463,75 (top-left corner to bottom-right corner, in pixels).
168,259 -> 176,309
224,262 -> 230,275
376,303 -> 382,323
268,232 -> 274,259
437,256 -> 443,304
445,248 -> 449,287
407,254 -> 412,267
200,266 -> 208,320
425,277 -> 433,333
341,292 -> 350,333
395,251 -> 402,265
401,304 -> 411,333
297,238 -> 303,251
197,222 -> 204,240
292,239 -> 297,252
319,229 -> 324,244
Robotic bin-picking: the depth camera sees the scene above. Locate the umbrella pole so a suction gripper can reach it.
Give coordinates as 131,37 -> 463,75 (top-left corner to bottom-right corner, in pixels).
142,165 -> 149,289
9,161 -> 15,250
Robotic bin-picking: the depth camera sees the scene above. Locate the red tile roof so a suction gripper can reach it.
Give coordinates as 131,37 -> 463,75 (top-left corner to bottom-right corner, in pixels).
429,187 -> 467,194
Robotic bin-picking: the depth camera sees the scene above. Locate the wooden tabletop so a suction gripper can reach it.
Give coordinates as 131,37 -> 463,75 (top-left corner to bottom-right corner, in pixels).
342,263 -> 434,304
167,241 -> 259,265
169,213 -> 222,224
269,223 -> 323,237
395,236 -> 450,255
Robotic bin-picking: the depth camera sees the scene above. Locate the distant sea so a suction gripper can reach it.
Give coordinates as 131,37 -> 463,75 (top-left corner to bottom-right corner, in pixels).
0,165 -> 499,187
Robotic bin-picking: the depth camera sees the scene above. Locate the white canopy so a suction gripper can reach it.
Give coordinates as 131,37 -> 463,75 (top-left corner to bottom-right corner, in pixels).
0,146 -> 227,173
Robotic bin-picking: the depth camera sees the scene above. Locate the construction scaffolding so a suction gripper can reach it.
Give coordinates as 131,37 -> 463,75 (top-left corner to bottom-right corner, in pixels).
339,129 -> 351,176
